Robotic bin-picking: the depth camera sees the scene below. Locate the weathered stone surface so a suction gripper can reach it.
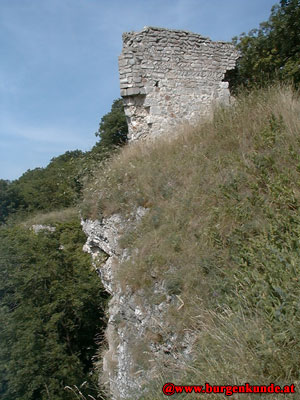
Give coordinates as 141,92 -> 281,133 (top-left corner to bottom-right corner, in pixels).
31,224 -> 56,234
82,215 -> 126,293
82,208 -> 194,400
119,26 -> 239,141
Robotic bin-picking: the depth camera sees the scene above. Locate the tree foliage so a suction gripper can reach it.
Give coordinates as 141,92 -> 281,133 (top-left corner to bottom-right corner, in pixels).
0,220 -> 107,399
229,0 -> 300,91
0,151 -> 85,225
95,99 -> 128,149
1,100 -> 128,224
0,180 -> 25,224
0,97 -> 129,398
16,150 -> 84,212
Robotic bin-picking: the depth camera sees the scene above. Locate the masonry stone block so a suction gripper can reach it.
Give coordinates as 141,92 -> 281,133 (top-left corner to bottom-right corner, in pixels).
119,26 -> 239,141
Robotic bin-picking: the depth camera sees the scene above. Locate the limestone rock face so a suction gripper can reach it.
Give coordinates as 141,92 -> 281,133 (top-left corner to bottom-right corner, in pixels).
82,215 -> 126,294
119,26 -> 239,141
31,224 -> 56,234
82,209 -> 193,399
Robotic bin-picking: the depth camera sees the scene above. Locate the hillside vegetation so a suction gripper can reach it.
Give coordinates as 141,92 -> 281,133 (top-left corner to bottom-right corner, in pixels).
0,219 -> 108,400
83,85 -> 300,399
1,2 -> 300,398
229,0 -> 300,91
0,99 -> 127,225
0,99 -> 127,400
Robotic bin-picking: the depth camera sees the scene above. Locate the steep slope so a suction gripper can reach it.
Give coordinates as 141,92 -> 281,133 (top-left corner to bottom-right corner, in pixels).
83,86 -> 300,399
0,98 -> 127,400
0,215 -> 107,400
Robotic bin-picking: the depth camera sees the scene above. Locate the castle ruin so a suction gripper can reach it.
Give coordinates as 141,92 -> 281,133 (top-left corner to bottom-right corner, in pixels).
119,26 -> 239,141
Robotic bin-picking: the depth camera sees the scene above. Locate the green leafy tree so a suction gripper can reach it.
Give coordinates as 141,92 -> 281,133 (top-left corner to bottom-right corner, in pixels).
95,99 -> 128,149
13,150 -> 85,213
0,180 -> 25,224
0,150 -> 85,224
0,100 -> 128,223
228,0 -> 300,91
0,220 -> 107,400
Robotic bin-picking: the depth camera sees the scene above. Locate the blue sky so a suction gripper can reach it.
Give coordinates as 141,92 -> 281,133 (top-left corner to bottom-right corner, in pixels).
1,0 -> 277,180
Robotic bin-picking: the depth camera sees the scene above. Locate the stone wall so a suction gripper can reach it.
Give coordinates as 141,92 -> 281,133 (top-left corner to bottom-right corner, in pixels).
119,27 -> 239,141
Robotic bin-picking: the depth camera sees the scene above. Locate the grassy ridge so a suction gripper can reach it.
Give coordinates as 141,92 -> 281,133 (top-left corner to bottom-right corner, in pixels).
84,85 -> 300,399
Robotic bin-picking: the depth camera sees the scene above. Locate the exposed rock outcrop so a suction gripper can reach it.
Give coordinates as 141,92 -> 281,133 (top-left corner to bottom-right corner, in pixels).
82,208 -> 193,399
31,224 -> 56,234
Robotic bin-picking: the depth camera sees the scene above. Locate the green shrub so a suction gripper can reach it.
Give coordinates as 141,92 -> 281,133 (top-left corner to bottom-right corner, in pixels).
0,219 -> 108,400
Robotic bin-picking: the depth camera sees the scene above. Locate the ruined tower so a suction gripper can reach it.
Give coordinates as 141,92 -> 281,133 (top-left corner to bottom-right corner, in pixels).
119,27 -> 239,141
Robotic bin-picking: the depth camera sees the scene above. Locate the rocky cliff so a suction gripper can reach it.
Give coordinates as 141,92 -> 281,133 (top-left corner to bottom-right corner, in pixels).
82,208 -> 194,399
82,27 -> 239,399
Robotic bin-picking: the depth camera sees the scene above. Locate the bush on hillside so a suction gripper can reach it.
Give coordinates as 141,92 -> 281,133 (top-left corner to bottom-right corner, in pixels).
0,219 -> 107,400
0,99 -> 128,225
228,0 -> 300,91
95,98 -> 128,149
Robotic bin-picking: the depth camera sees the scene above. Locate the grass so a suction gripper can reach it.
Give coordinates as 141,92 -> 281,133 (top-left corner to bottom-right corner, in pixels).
20,207 -> 79,228
65,382 -> 106,400
83,85 -> 300,399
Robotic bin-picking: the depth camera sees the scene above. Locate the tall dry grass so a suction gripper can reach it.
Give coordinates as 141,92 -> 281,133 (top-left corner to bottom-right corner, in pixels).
20,207 -> 79,228
83,85 -> 300,399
